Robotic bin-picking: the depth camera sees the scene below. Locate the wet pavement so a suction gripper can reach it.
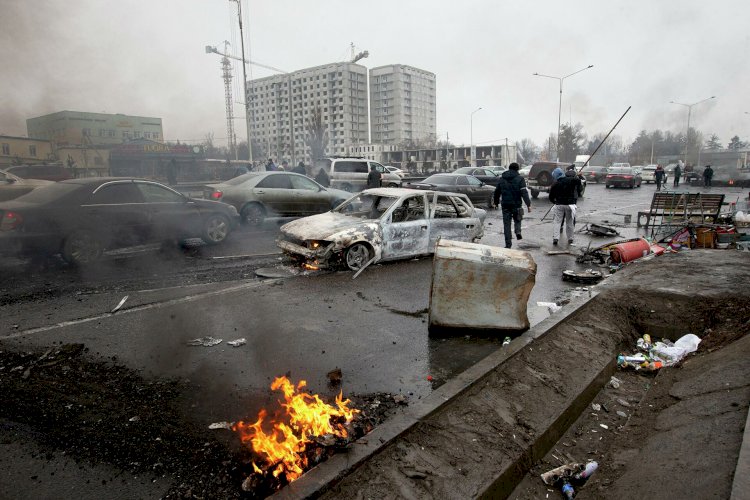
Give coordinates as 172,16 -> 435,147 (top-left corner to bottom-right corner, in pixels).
1,182 -> 746,422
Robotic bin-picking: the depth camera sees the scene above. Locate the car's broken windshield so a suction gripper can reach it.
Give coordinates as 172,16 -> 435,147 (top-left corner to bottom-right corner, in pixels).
334,193 -> 399,219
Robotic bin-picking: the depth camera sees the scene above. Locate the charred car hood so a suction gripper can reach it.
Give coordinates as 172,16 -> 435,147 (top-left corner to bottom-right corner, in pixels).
281,211 -> 378,241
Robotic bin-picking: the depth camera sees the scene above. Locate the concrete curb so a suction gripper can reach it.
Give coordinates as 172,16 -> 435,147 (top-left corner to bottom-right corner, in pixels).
730,400 -> 750,499
271,290 -> 600,499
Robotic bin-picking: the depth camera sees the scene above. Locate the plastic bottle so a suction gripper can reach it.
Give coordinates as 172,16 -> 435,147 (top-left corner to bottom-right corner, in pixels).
573,461 -> 598,484
561,482 -> 575,499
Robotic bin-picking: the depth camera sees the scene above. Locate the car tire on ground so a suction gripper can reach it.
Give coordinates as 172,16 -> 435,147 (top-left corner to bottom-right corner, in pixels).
530,189 -> 540,199
241,202 -> 265,226
344,242 -> 371,271
202,214 -> 230,245
62,230 -> 103,265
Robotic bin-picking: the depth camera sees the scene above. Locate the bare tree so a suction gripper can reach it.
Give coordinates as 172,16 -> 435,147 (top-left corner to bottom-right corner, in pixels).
304,106 -> 329,160
515,138 -> 539,164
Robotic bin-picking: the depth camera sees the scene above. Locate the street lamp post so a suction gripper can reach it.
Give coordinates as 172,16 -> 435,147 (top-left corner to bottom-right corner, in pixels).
230,0 -> 252,164
470,107 -> 482,167
670,96 -> 715,166
533,65 -> 593,160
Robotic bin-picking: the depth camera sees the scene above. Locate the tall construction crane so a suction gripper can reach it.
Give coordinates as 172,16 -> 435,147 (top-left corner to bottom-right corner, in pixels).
206,45 -> 288,162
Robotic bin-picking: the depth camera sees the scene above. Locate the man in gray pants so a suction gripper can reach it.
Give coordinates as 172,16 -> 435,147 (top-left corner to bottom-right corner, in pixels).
549,169 -> 583,245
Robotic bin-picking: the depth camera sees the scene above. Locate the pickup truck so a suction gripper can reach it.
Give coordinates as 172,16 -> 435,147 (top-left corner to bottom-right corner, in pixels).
525,161 -> 586,198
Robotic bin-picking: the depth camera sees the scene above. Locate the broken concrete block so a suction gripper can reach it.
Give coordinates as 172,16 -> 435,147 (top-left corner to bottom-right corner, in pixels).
428,239 -> 536,332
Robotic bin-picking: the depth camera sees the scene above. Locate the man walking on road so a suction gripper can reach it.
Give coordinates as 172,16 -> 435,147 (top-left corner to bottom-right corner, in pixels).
655,165 -> 666,191
366,164 -> 382,189
549,169 -> 583,246
493,162 -> 532,249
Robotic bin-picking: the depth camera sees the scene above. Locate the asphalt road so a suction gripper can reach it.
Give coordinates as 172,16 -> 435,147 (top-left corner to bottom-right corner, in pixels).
2,181 -> 746,422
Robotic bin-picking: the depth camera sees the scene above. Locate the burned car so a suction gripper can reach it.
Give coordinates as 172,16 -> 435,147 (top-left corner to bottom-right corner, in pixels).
277,188 -> 486,271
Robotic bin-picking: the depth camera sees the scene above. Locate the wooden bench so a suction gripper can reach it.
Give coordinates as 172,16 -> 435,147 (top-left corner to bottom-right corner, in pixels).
637,192 -> 725,228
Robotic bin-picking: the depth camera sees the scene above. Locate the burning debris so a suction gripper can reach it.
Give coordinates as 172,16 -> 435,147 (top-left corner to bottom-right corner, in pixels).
233,376 -> 361,488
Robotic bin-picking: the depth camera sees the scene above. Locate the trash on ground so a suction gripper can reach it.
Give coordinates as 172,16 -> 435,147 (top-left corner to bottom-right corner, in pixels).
562,269 -> 604,284
186,336 -> 223,347
541,460 -> 598,487
609,376 -> 622,389
591,403 -> 601,411
111,295 -> 129,313
617,411 -> 628,418
327,367 -> 343,385
128,416 -> 140,422
502,337 -> 511,346
208,421 -> 234,430
618,333 -> 701,371
227,338 -> 247,347
537,301 -> 562,314
580,223 -> 621,237
393,394 -> 407,404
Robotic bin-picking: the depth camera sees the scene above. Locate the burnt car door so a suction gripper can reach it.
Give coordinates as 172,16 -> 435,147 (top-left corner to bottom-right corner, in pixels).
381,194 -> 430,260
288,174 -> 331,215
83,181 -> 149,248
427,194 -> 481,248
136,181 -> 200,240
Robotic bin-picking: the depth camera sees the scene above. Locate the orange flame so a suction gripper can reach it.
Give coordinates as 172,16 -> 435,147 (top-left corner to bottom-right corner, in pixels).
234,376 -> 359,482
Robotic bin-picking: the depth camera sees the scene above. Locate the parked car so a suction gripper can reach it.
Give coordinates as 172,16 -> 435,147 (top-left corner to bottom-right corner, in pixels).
487,165 -> 508,176
384,166 -> 406,178
0,169 -> 53,201
605,167 -> 642,188
277,188 -> 486,271
453,166 -> 502,186
641,165 -> 658,183
5,164 -> 73,182
518,165 -> 532,179
405,173 -> 496,207
204,171 -> 352,225
311,157 -> 402,192
611,162 -> 632,169
526,161 -> 587,198
0,178 -> 239,264
580,165 -> 609,183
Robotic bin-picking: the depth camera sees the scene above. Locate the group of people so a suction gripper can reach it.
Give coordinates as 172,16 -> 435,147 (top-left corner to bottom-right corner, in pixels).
493,163 -> 583,249
654,162 -> 714,191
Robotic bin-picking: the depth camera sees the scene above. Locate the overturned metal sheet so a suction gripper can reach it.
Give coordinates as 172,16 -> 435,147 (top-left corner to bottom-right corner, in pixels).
428,239 -> 536,332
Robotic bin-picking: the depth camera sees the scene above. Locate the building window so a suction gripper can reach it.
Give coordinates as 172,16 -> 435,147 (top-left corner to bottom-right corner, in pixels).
82,128 -> 91,136
134,131 -> 142,138
1,143 -> 9,155
29,145 -> 37,156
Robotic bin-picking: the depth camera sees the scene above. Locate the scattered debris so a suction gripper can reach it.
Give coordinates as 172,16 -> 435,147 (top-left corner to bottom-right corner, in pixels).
393,394 -> 407,404
616,411 -> 628,418
599,424 -> 609,430
562,269 -> 604,284
128,416 -> 140,422
327,367 -> 343,385
591,403 -> 601,412
537,301 -> 562,314
186,336 -> 223,347
616,398 -> 630,407
618,333 -> 701,371
580,223 -> 622,237
111,295 -> 129,313
227,338 -> 247,347
609,376 -> 622,389
208,421 -> 234,430
502,337 -> 511,346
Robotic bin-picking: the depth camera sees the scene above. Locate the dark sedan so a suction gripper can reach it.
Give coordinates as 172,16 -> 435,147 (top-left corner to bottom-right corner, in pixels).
405,173 -> 495,207
605,167 -> 642,189
0,178 -> 239,264
580,165 -> 609,183
453,166 -> 502,186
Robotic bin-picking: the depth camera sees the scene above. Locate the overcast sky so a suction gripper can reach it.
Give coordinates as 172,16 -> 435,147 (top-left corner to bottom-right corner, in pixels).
2,0 -> 748,149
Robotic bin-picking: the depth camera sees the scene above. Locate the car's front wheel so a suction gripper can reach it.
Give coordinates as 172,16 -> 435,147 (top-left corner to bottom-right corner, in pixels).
344,242 -> 371,271
202,214 -> 230,245
62,230 -> 103,265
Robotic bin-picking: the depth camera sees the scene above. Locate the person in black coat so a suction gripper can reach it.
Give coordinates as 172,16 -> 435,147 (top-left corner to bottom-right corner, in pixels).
549,169 -> 583,245
703,165 -> 714,187
493,163 -> 532,249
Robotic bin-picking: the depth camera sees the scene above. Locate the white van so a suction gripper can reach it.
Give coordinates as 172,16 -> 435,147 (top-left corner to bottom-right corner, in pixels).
312,157 -> 402,192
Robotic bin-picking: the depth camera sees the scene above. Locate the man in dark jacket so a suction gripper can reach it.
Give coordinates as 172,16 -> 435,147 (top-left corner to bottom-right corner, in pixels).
366,164 -> 382,189
549,169 -> 583,245
654,165 -> 666,191
493,162 -> 532,249
293,161 -> 306,175
703,165 -> 714,187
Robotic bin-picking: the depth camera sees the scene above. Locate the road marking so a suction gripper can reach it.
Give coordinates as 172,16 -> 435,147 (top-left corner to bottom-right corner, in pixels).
3,279 -> 281,340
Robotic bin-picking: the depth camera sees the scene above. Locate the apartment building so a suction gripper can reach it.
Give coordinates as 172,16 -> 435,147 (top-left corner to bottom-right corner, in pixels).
27,111 -> 164,146
247,62 -> 369,163
369,64 -> 436,146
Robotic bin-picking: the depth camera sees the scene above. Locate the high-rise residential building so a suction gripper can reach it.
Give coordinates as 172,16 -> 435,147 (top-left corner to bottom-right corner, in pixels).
248,62 -> 369,163
369,65 -> 436,146
27,111 -> 164,146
